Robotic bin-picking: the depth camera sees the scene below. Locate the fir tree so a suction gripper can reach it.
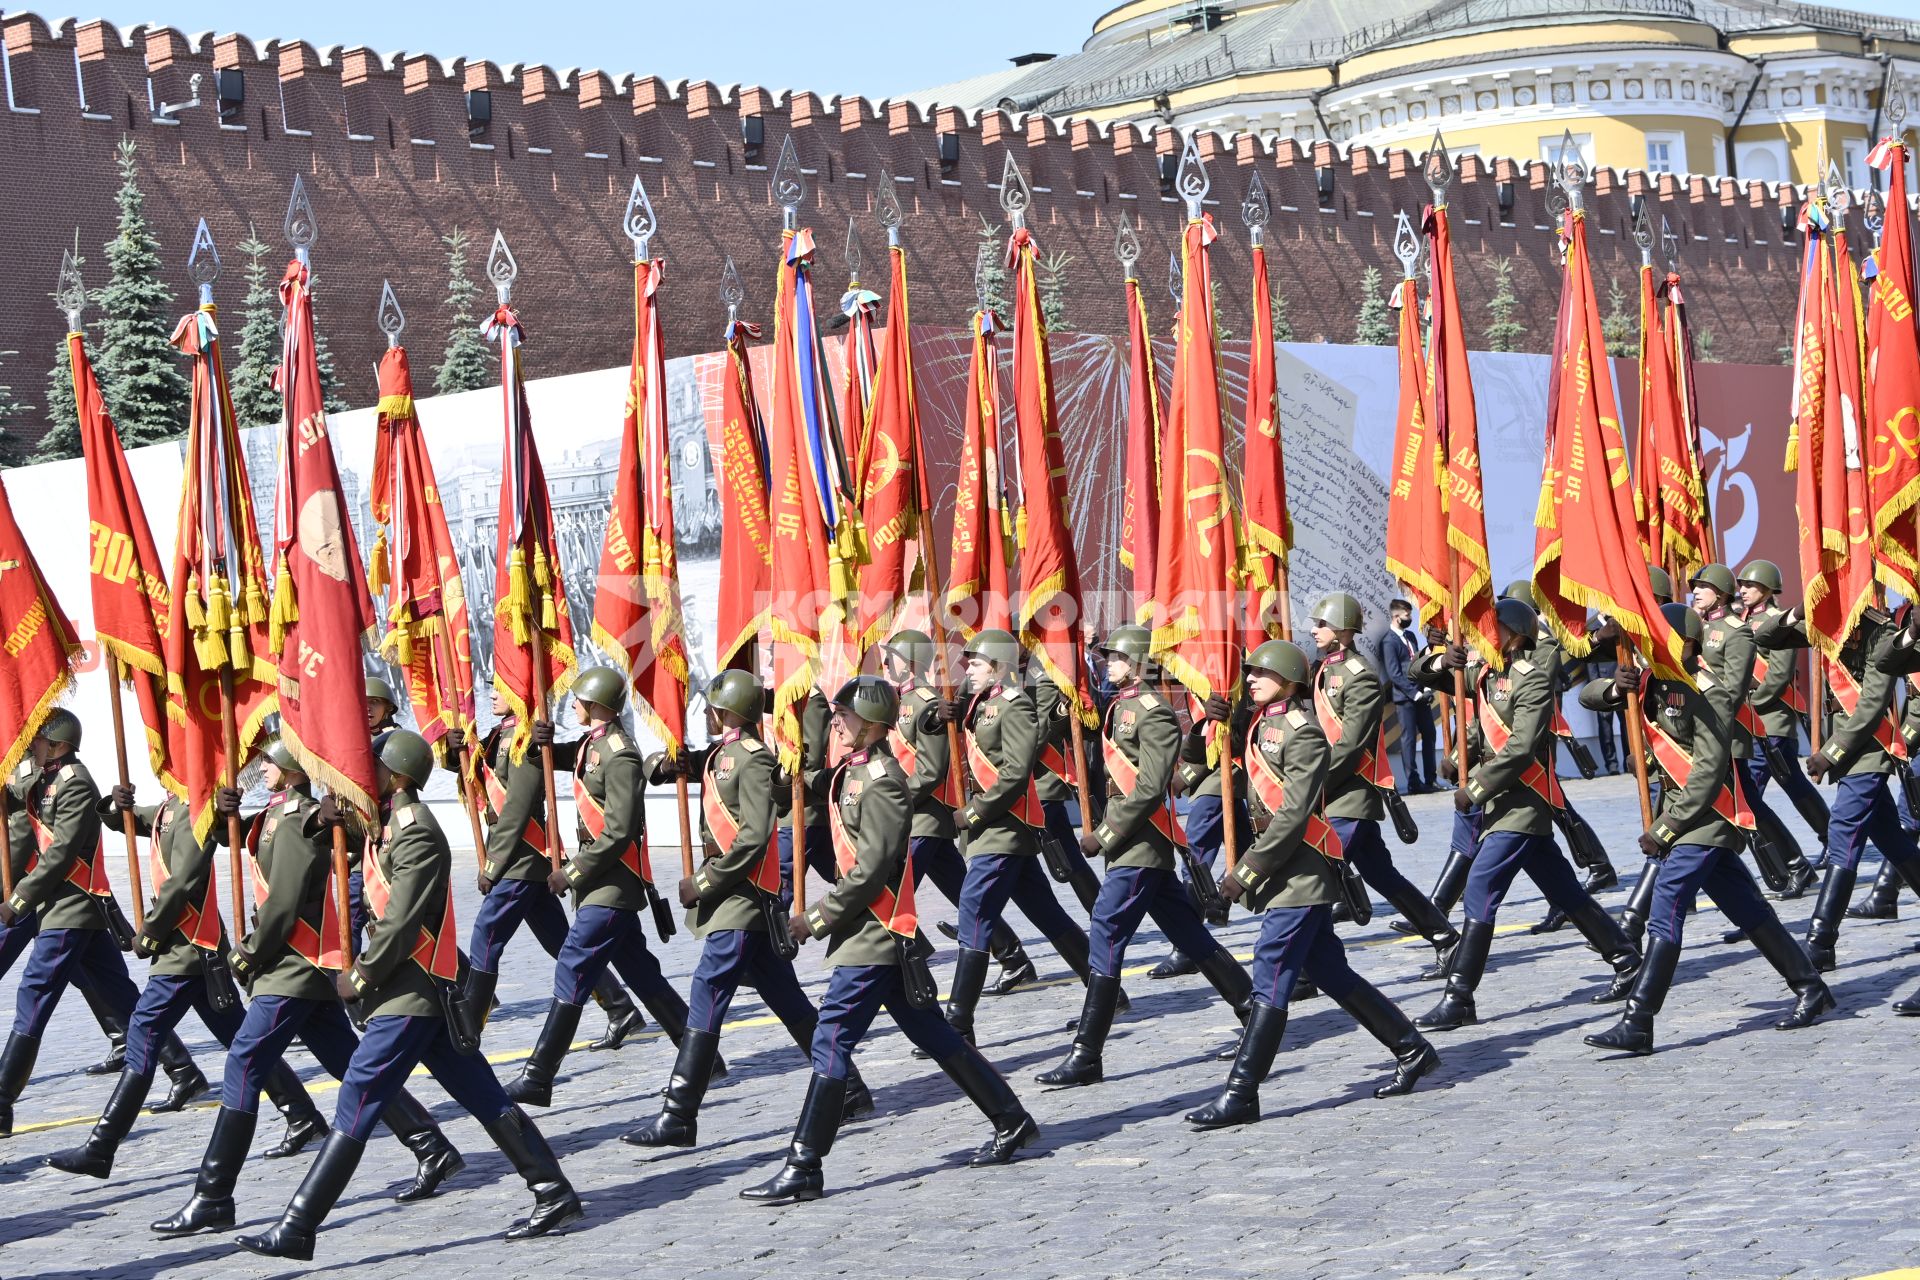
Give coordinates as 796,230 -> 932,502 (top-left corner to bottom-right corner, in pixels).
94,137 -> 189,447
1271,282 -> 1295,343
1692,327 -> 1715,362
308,299 -> 348,413
32,338 -> 79,464
435,227 -> 493,396
1209,279 -> 1234,343
972,215 -> 1010,318
1038,248 -> 1073,332
1601,279 -> 1636,359
1485,255 -> 1527,353
229,227 -> 283,430
0,356 -> 32,464
1353,266 -> 1394,346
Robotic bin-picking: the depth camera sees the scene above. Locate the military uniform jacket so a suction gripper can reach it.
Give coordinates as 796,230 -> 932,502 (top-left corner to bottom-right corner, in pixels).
356,791 -> 452,1019
10,756 -> 106,930
239,787 -> 338,1001
121,796 -> 223,976
1312,646 -> 1387,821
1428,650 -> 1557,835
1231,701 -> 1340,912
566,722 -> 650,910
954,681 -> 1042,858
1581,670 -> 1743,851
1177,699 -> 1248,800
1030,680 -> 1076,805
1699,610 -> 1758,759
1093,686 -> 1180,871
687,730 -> 779,936
1758,610 -> 1900,778
5,762 -> 37,887
802,744 -> 914,967
1904,675 -> 1920,757
480,721 -> 552,885
895,681 -> 958,840
1743,605 -> 1803,740
774,692 -> 832,829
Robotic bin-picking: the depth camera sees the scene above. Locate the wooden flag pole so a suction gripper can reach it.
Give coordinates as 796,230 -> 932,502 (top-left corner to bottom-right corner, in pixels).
676,773 -> 695,881
458,744 -> 490,872
791,716 -> 808,916
529,626 -> 563,874
104,657 -> 147,931
218,666 -> 247,937
330,824 -> 354,960
0,787 -> 15,901
1618,639 -> 1657,828
917,521 -> 969,801
1448,553 -> 1472,787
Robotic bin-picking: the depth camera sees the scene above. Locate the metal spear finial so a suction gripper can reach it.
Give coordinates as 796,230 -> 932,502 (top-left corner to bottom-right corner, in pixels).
623,174 -> 658,261
486,229 -> 518,306
1393,210 -> 1420,281
874,168 -> 904,249
1115,212 -> 1141,276
720,255 -> 746,328
1661,215 -> 1681,272
1826,159 -> 1852,217
844,216 -> 862,287
1175,133 -> 1210,220
1632,199 -> 1655,267
773,135 -> 806,232
187,218 -> 221,306
376,279 -> 405,349
1424,129 -> 1454,208
1241,170 -> 1270,247
54,233 -> 86,331
1890,82 -> 1910,130
1865,186 -> 1887,241
1553,129 -> 1586,214
1000,152 -> 1032,232
1167,245 -> 1182,306
284,174 -> 317,265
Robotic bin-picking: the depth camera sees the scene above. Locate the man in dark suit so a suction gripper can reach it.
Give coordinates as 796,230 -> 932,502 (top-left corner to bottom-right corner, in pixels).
1382,600 -> 1438,794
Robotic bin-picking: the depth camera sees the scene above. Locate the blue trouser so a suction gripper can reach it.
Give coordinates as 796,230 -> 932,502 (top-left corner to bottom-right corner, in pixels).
1747,735 -> 1830,830
686,927 -> 818,1038
912,836 -> 967,903
1088,865 -> 1223,978
810,963 -> 973,1080
1462,830 -> 1589,923
13,927 -> 139,1039
347,869 -> 367,959
1331,817 -> 1421,904
221,994 -> 364,1112
1181,793 -> 1247,877
1249,904 -> 1365,1009
469,877 -> 574,974
1732,754 -> 1795,847
1901,777 -> 1919,834
124,970 -> 249,1076
551,903 -> 677,1010
333,1013 -> 509,1141
1042,800 -> 1099,870
1821,773 -> 1920,873
955,852 -> 1085,953
778,822 -> 834,911
1451,807 -> 1484,859
0,910 -> 40,981
1647,843 -> 1778,946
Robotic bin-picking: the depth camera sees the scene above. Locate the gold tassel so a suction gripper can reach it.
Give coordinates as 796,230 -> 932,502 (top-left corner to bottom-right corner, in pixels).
1015,503 -> 1029,549
507,548 -> 529,646
199,577 -> 232,670
368,527 -> 390,597
269,562 -> 299,656
532,546 -> 557,631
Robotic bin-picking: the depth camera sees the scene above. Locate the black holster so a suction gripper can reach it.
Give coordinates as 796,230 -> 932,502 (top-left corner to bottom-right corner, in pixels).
645,882 -> 677,943
438,979 -> 482,1053
1040,834 -> 1079,885
895,929 -> 940,1008
1334,855 -> 1374,926
1567,737 -> 1599,780
1182,846 -> 1227,918
99,893 -> 136,951
201,947 -> 241,1012
1382,789 -> 1420,845
760,891 -> 799,961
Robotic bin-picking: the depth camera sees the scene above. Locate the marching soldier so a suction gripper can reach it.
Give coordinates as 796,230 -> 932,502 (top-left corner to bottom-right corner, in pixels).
740,677 -> 1035,1205
921,629 -> 1106,1047
1186,639 -> 1437,1129
1037,626 -> 1252,1087
623,670 -> 872,1148
1752,605 -> 1920,971
1733,562 -> 1834,862
150,737 -> 465,1235
1413,598 -> 1642,1030
44,768 -> 334,1179
1031,673 -> 1108,914
1858,674 -> 1920,921
238,730 -> 581,1259
1581,604 -> 1833,1053
778,688 -> 837,905
504,668 -> 704,1107
1153,687 -> 1249,979
880,631 -> 1037,995
353,676 -> 405,946
1306,593 -> 1459,969
463,684 -> 648,1051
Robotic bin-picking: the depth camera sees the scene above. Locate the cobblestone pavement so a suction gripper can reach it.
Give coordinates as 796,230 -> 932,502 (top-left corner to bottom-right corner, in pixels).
4,775 -> 1919,1280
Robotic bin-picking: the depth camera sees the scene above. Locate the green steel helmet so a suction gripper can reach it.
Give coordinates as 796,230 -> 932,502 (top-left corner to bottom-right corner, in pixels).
1245,639 -> 1310,685
1499,579 -> 1538,607
1661,600 -> 1704,644
880,629 -> 934,673
364,676 -> 397,707
376,729 -> 434,787
831,675 -> 901,727
1689,563 -> 1736,598
1737,559 -> 1784,595
1646,564 -> 1674,602
572,667 -> 630,714
963,628 -> 1021,670
1310,592 -> 1364,632
1097,623 -> 1153,667
705,669 -> 764,722
260,735 -> 300,773
1494,596 -> 1540,645
36,708 -> 82,748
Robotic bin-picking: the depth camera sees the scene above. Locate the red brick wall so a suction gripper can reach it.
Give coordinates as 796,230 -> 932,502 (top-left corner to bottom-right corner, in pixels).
0,14 -> 1810,464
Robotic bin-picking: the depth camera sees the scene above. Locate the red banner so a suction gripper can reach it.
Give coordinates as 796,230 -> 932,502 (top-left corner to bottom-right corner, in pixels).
0,473 -> 82,779
1661,270 -> 1715,567
855,244 -> 931,655
943,311 -> 1013,638
715,319 -> 771,672
1383,276 -> 1446,629
1427,204 -> 1500,666
1868,137 -> 1920,598
1239,242 -> 1289,646
1118,274 -> 1163,623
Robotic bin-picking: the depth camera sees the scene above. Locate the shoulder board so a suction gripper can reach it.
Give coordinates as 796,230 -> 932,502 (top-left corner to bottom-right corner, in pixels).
57,763 -> 77,780
868,759 -> 889,779
741,737 -> 763,753
1697,670 -> 1718,689
1286,708 -> 1308,728
282,797 -> 302,813
1001,687 -> 1020,701
1137,691 -> 1158,707
11,761 -> 28,782
1345,657 -> 1365,673
606,734 -> 626,752
1512,659 -> 1535,674
397,806 -> 417,829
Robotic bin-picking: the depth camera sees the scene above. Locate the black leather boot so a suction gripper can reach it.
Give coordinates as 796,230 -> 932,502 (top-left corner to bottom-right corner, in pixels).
1186,1002 -> 1286,1129
589,977 -> 646,1050
1148,950 -> 1198,979
1036,973 -> 1122,1086
487,1105 -> 584,1239
0,1031 -> 42,1136
505,1000 -> 585,1107
1582,862 -> 1621,894
1394,848 -> 1474,936
939,1048 -> 1038,1165
985,925 -> 1037,995
384,1090 -> 466,1201
1053,927 -> 1128,1012
1846,860 -> 1901,919
262,1106 -> 328,1160
1583,936 -> 1680,1055
1566,897 -> 1642,1002
622,1028 -> 718,1148
151,1104 -> 256,1235
1745,915 -> 1836,1028
235,1130 -> 366,1261
148,1035 -> 209,1114
740,1073 -> 845,1204
465,967 -> 501,1032
944,946 -> 990,1044
1894,983 -> 1920,1015
46,1066 -> 151,1177
78,981 -> 129,1075
1381,882 -> 1461,969
1616,858 -> 1660,951
641,988 -> 727,1082
1804,864 -> 1858,973
1416,918 -> 1492,1031
1194,947 -> 1254,1017
1332,981 -> 1440,1097
259,1062 -> 326,1157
